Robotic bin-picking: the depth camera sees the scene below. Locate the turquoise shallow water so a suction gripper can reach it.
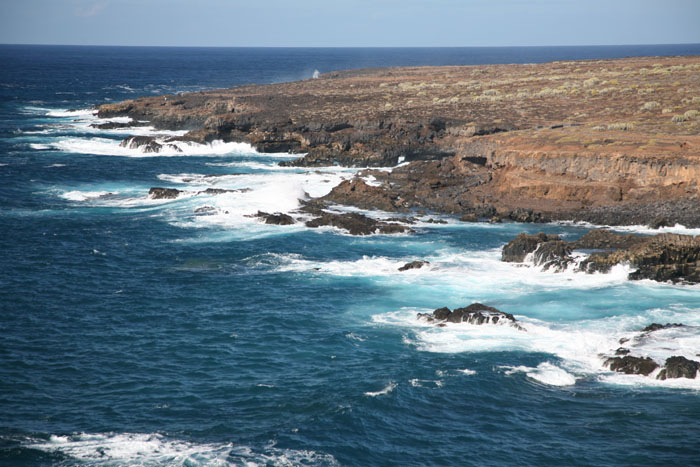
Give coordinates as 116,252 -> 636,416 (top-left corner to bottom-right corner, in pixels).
2,45 -> 700,466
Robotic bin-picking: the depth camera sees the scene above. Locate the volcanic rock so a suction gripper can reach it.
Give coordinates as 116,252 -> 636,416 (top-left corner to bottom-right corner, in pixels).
255,211 -> 295,225
501,233 -> 563,263
604,356 -> 659,376
656,356 -> 700,380
149,187 -> 181,199
305,212 -> 409,235
418,303 -> 522,329
398,260 -> 429,271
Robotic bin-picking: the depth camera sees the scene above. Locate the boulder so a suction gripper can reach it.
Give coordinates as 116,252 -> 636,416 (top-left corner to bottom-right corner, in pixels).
149,187 -> 181,199
501,233 -> 563,263
398,260 -> 429,271
657,356 -> 700,380
306,212 -> 409,235
604,356 -> 659,376
532,240 -> 573,271
255,211 -> 295,225
120,136 -> 163,153
648,216 -> 670,229
418,303 -> 522,329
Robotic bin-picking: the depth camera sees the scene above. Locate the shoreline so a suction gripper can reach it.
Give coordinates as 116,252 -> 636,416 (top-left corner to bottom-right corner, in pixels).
95,54 -> 700,228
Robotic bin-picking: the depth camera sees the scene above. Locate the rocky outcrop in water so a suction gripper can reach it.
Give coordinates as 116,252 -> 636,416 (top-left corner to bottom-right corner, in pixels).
305,212 -> 410,236
149,187 -> 181,199
502,229 -> 700,284
148,187 -> 247,200
417,303 -> 523,330
398,260 -> 429,271
255,211 -> 295,225
657,356 -> 700,380
604,356 -> 659,376
120,136 -> 181,153
603,323 -> 699,379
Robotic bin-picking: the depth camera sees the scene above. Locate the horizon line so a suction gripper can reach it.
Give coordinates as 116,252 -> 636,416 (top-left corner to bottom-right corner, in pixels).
2,42 -> 700,49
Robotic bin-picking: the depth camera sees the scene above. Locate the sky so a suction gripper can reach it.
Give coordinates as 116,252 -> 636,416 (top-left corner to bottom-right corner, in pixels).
1,0 -> 699,47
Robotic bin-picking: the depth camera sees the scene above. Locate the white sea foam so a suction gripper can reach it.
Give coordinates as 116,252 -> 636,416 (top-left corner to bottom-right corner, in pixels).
409,378 -> 443,388
51,137 -> 260,157
374,305 -> 700,390
60,190 -> 115,202
502,363 -> 578,386
44,108 -> 97,118
557,220 -> 700,237
458,369 -> 477,375
364,381 -> 397,397
26,432 -> 338,466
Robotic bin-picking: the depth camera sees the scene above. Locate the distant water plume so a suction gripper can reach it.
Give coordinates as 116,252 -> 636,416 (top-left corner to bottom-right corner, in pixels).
312,70 -> 320,79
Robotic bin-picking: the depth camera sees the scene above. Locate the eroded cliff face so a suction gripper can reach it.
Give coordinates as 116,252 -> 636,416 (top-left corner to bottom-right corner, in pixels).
97,55 -> 700,225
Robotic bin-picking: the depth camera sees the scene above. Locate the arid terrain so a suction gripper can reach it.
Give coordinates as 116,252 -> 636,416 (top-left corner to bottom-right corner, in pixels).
99,55 -> 700,225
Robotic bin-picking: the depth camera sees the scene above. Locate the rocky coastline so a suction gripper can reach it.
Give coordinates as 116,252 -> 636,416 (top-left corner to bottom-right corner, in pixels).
97,55 -> 700,228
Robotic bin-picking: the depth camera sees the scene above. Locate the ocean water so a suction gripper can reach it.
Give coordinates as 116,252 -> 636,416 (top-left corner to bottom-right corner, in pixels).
2,44 -> 700,466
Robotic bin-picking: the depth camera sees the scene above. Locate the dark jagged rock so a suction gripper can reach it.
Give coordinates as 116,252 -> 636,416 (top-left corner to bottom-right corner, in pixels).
149,187 -> 181,199
321,179 -> 396,212
501,233 -> 563,263
642,323 -> 685,333
604,356 -> 659,376
648,216 -> 671,229
504,229 -> 700,284
418,303 -> 523,329
255,211 -> 295,225
656,356 -> 700,380
305,212 -> 409,236
532,240 -> 573,271
460,213 -> 478,222
91,121 -> 137,130
197,188 -> 239,195
506,208 -> 549,223
120,136 -> 181,153
120,136 -> 162,153
615,347 -> 631,355
398,260 -> 429,271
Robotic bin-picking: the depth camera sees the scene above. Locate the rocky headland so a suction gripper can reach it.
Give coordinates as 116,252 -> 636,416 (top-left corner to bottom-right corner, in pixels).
99,55 -> 700,227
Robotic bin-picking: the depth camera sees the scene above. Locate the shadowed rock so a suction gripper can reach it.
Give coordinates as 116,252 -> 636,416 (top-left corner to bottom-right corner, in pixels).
418,303 -> 523,330
305,212 -> 409,235
398,260 -> 429,271
604,356 -> 659,376
501,233 -> 563,263
149,187 -> 181,199
255,211 -> 295,225
642,323 -> 685,333
656,356 -> 700,380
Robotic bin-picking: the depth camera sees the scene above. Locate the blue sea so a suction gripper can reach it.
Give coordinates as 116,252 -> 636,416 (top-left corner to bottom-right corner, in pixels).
2,44 -> 700,466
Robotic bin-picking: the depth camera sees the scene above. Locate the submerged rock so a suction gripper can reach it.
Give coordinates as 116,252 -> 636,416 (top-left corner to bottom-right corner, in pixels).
642,323 -> 685,333
398,260 -> 429,271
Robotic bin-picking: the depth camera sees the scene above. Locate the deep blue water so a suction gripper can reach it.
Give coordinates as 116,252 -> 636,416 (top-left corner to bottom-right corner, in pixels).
2,45 -> 700,466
